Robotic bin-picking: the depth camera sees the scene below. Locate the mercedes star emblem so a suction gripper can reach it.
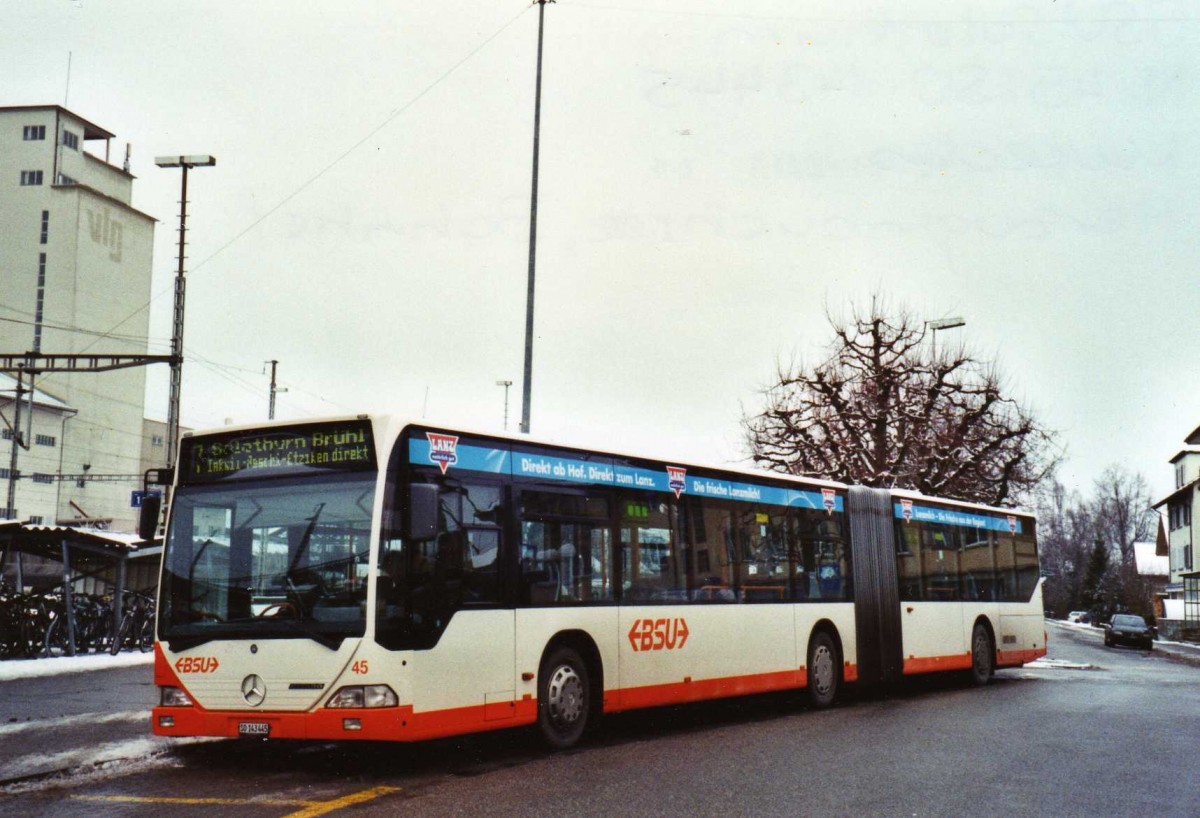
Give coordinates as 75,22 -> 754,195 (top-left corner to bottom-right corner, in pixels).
241,674 -> 266,707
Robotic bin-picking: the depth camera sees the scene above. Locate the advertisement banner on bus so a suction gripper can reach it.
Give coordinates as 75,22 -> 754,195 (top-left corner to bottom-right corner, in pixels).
407,434 -> 843,512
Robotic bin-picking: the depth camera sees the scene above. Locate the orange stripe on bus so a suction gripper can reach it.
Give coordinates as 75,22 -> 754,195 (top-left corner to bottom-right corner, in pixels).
607,668 -> 806,712
903,654 -> 973,675
152,663 -> 859,743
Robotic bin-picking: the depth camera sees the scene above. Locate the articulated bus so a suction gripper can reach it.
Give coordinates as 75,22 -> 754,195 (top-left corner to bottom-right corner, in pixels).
150,415 -> 1046,748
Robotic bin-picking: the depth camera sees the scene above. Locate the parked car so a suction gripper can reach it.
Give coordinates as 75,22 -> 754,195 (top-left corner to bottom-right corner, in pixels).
1103,613 -> 1155,650
1067,610 -> 1091,624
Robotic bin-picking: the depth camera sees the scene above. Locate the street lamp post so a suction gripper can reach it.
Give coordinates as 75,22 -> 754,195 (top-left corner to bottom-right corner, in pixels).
154,154 -> 216,468
496,380 -> 513,431
926,316 -> 965,360
267,359 -> 288,420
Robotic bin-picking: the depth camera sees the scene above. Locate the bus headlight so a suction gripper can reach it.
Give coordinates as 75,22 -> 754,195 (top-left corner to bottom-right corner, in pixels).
160,686 -> 194,707
326,684 -> 398,709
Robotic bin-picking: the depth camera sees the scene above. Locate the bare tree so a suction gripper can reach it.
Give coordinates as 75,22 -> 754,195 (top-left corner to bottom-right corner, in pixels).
1034,480 -> 1094,615
1089,465 -> 1155,567
744,301 -> 1061,506
1036,467 -> 1157,618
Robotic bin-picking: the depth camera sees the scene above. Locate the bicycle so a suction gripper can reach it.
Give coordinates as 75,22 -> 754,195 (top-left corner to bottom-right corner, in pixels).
110,591 -> 156,654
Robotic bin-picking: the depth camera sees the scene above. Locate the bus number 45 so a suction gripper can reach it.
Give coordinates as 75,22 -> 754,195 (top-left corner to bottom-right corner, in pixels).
352,660 -> 369,674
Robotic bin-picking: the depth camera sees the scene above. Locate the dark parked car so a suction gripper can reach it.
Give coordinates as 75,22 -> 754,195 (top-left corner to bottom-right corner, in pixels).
1104,613 -> 1155,650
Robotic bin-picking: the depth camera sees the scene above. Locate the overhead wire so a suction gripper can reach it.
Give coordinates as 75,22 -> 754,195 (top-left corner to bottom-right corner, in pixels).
79,4 -> 533,353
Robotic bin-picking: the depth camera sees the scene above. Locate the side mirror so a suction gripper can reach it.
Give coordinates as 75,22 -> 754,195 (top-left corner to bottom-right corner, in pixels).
138,494 -> 162,541
407,484 -> 439,542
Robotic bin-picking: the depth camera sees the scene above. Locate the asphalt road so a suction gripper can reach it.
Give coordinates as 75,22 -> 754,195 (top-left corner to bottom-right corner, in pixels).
3,623 -> 1199,817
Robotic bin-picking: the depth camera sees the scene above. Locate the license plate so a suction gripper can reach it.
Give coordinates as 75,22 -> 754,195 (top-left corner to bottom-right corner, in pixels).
238,722 -> 270,737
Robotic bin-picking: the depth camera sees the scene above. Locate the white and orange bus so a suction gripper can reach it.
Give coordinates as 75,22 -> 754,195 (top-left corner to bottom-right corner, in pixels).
149,416 -> 1046,748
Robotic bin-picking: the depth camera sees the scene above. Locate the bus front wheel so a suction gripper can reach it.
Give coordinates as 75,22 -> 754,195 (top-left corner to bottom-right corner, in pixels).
969,622 -> 994,685
806,630 -> 840,708
537,646 -> 590,750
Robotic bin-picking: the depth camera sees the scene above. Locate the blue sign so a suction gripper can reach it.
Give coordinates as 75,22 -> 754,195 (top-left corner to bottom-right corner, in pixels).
131,489 -> 162,508
408,435 -> 844,512
894,500 -> 1023,535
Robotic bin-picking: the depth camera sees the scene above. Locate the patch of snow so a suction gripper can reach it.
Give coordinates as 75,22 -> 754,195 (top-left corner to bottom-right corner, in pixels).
0,709 -> 146,737
1024,657 -> 1098,670
0,735 -> 167,780
0,651 -> 153,682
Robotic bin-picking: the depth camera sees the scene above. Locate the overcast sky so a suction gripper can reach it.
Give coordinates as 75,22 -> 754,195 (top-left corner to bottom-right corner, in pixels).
5,0 -> 1198,504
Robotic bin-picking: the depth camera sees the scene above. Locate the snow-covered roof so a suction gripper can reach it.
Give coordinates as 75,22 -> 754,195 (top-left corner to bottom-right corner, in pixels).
0,372 -> 74,413
1134,541 -> 1169,577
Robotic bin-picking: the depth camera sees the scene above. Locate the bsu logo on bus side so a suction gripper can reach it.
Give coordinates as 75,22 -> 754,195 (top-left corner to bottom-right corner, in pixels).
426,433 -> 459,474
628,618 -> 689,652
666,466 -> 686,499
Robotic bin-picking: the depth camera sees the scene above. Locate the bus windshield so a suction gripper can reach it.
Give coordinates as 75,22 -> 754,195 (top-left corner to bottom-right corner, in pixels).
159,472 -> 376,651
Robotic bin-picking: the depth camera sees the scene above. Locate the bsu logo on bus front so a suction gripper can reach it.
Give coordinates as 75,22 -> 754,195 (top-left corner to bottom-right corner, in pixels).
628,618 -> 689,652
426,433 -> 459,474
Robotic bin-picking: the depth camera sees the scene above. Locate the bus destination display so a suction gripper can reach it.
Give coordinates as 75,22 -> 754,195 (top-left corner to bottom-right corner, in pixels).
180,420 -> 376,483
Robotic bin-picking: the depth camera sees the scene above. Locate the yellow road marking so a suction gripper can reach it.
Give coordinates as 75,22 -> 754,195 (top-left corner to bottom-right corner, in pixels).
284,786 -> 401,818
72,786 -> 401,815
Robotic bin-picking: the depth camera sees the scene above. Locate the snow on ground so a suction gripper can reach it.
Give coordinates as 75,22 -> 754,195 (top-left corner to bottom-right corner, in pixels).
0,651 -> 153,682
0,710 -> 146,737
1024,658 -> 1098,670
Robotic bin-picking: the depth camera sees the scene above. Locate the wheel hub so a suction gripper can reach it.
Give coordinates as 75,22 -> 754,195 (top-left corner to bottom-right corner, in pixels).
547,664 -> 584,725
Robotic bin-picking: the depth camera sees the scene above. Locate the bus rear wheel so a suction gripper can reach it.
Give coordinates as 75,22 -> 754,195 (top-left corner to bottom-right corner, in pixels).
969,622 -> 994,685
806,631 -> 840,708
537,646 -> 590,750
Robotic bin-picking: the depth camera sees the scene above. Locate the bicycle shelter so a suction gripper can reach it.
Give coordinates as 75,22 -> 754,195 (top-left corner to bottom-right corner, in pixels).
0,520 -> 157,655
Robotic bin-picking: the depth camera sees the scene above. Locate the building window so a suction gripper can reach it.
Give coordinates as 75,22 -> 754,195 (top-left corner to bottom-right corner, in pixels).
34,252 -> 47,352
35,434 -> 56,447
20,170 -> 44,186
0,468 -> 9,479
62,130 -> 79,151
151,434 -> 164,447
40,210 -> 49,244
1,429 -> 11,441
23,125 -> 46,141
32,474 -> 54,485
27,515 -> 44,525
56,173 -> 76,186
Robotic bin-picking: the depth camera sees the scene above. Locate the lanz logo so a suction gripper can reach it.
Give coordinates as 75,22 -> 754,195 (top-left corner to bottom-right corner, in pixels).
628,617 -> 689,652
1007,515 -> 1018,534
822,488 -> 836,514
666,466 -> 687,499
426,432 -> 459,474
174,656 -> 219,674
901,498 -> 913,523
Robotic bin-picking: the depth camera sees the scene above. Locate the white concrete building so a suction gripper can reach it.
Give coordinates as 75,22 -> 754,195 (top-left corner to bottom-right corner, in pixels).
0,372 -> 75,524
0,105 -> 158,531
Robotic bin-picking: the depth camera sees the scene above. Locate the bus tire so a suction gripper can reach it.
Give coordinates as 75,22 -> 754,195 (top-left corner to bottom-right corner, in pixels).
806,630 -> 840,709
537,645 -> 590,750
969,622 -> 994,686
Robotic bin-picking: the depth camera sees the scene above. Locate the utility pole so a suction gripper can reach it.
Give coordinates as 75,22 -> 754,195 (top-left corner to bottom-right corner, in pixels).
155,154 -> 216,467
4,369 -> 27,520
521,0 -> 552,435
267,360 -> 287,420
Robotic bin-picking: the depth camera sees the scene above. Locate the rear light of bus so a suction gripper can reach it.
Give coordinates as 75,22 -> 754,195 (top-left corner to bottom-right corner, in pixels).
160,686 -> 194,707
326,684 -> 398,709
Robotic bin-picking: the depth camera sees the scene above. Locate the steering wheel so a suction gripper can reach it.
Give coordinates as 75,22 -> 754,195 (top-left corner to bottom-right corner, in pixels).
257,602 -> 299,619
